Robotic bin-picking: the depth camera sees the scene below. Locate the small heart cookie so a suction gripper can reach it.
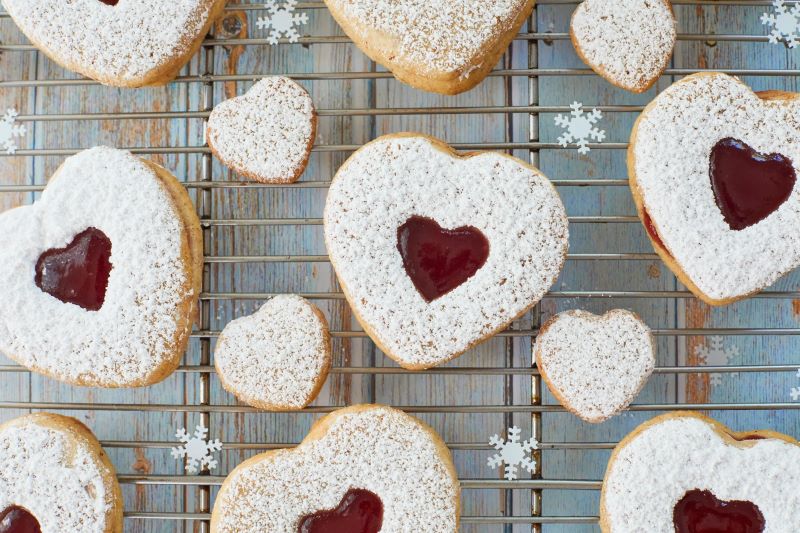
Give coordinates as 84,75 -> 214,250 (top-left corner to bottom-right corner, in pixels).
324,134 -> 569,369
323,0 -> 535,95
0,413 -> 123,532
535,310 -> 655,423
601,412 -> 800,532
207,77 -> 317,184
630,73 -> 800,304
214,295 -> 332,411
210,405 -> 460,533
571,0 -> 676,93
0,146 -> 203,387
3,0 -> 226,87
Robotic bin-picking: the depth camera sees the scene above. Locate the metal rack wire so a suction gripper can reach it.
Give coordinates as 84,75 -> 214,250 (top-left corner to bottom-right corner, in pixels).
1,1 -> 798,531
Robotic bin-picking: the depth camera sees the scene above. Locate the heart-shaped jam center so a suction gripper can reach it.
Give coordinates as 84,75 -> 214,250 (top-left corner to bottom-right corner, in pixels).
709,138 -> 796,231
674,490 -> 765,533
397,215 -> 490,302
99,0 -> 119,5
35,227 -> 112,311
298,488 -> 383,533
0,506 -> 41,533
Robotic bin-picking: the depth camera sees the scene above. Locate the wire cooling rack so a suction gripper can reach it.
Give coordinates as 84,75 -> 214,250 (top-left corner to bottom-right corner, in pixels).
2,1 -> 800,532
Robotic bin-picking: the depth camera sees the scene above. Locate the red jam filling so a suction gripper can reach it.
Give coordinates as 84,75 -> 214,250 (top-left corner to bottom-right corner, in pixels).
99,0 -> 119,5
298,489 -> 383,533
674,490 -> 765,533
396,215 -> 490,302
642,209 -> 668,252
0,507 -> 41,533
34,227 -> 112,311
709,138 -> 796,231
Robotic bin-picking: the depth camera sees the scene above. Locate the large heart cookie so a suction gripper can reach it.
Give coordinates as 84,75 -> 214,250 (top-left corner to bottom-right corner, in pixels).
324,134 -> 569,369
0,147 -> 203,387
0,413 -> 123,532
534,309 -> 655,423
601,412 -> 800,531
323,0 -> 535,95
630,73 -> 800,305
207,77 -> 317,184
571,0 -> 676,93
210,405 -> 460,532
2,0 -> 226,87
214,295 -> 331,411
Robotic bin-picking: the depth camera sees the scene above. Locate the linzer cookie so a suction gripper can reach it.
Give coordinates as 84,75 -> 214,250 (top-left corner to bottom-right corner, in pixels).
534,309 -> 655,423
601,412 -> 800,532
571,0 -> 676,93
210,404 -> 460,533
0,413 -> 123,533
207,77 -> 317,184
322,0 -> 535,95
214,295 -> 332,411
3,0 -> 226,87
630,73 -> 800,305
0,147 -> 203,387
324,134 -> 568,369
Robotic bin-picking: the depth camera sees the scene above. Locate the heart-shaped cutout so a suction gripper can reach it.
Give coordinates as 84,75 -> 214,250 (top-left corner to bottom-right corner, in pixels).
397,216 -> 490,302
571,0 -> 676,93
673,490 -> 765,533
214,295 -> 331,411
710,138 -> 796,231
0,506 -> 40,533
630,73 -> 800,304
601,412 -> 800,531
298,489 -> 383,533
207,77 -> 317,184
210,405 -> 459,532
0,147 -> 202,387
323,0 -> 535,94
3,0 -> 226,87
324,134 -> 568,369
534,309 -> 655,423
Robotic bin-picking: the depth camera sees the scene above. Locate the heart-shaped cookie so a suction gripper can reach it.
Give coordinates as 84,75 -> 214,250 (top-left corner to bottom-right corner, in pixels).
323,0 -> 535,95
571,0 -> 676,93
0,146 -> 203,387
534,309 -> 655,423
210,405 -> 460,533
324,134 -> 569,370
601,412 -> 800,531
214,295 -> 332,411
630,73 -> 800,305
207,77 -> 317,184
2,0 -> 226,87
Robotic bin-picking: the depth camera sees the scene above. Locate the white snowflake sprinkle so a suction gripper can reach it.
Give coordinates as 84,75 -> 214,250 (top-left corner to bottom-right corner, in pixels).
796,368 -> 800,379
555,102 -> 605,155
695,336 -> 739,387
257,0 -> 309,45
0,108 -> 26,155
487,426 -> 538,481
762,1 -> 800,48
791,387 -> 800,401
171,424 -> 223,474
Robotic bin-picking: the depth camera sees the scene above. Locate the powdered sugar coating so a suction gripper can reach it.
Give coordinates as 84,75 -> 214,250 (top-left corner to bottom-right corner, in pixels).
602,414 -> 800,531
2,0 -> 222,86
214,295 -> 331,410
324,135 -> 569,369
0,415 -> 119,533
211,405 -> 459,533
0,146 -> 196,387
207,77 -> 317,184
571,0 -> 676,92
631,73 -> 800,302
535,309 -> 655,423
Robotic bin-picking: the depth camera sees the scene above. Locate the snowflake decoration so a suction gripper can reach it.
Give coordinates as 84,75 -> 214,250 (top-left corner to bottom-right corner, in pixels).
171,424 -> 222,474
762,1 -> 800,48
0,109 -> 26,155
257,0 -> 309,45
555,102 -> 605,155
695,336 -> 739,386
790,368 -> 800,401
487,426 -> 538,481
